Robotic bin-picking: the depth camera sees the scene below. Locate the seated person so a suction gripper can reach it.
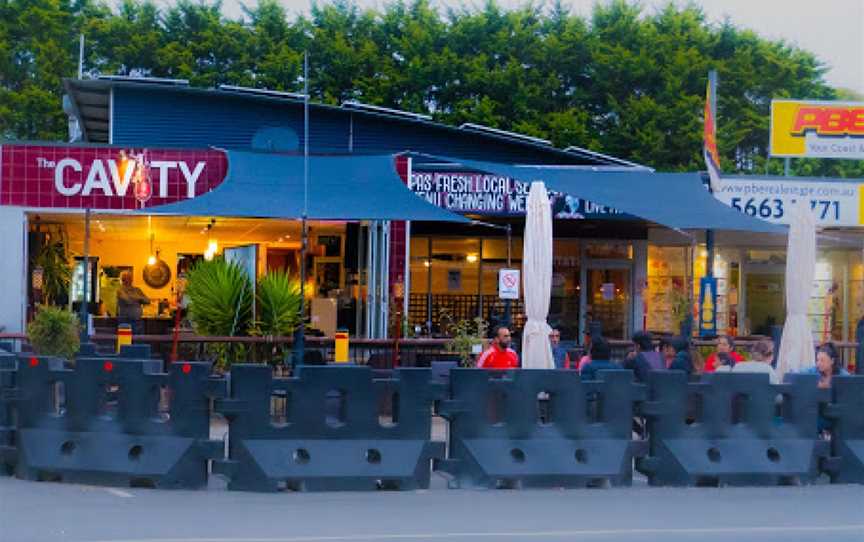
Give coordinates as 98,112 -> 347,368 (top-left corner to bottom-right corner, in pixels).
799,342 -> 849,388
725,339 -> 779,384
580,338 -> 618,380
622,331 -> 664,382
668,336 -> 694,374
703,335 -> 745,372
476,325 -> 519,370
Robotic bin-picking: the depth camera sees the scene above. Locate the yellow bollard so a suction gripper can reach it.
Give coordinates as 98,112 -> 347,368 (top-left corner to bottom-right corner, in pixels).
117,323 -> 132,353
334,330 -> 349,363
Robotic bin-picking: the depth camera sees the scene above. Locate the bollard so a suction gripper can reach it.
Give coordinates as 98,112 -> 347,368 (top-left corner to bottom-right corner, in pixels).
116,324 -> 132,353
334,330 -> 349,363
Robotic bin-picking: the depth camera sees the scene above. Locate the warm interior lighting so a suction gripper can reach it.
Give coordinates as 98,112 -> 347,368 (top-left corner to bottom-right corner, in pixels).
147,255 -> 157,266
204,238 -> 218,260
466,254 -> 478,263
423,260 -> 431,268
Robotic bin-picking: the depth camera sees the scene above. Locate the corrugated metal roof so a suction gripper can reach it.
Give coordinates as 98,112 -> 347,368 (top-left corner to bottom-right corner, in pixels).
63,78 -> 647,167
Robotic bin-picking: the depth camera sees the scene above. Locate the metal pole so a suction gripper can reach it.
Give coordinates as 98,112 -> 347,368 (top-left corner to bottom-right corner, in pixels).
79,209 -> 91,343
504,223 -> 512,328
78,34 -> 84,79
293,51 -> 310,367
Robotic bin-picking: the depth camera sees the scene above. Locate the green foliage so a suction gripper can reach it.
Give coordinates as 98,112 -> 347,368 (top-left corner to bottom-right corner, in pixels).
438,308 -> 488,366
31,240 -> 71,305
185,257 -> 253,369
2,0 -> 862,177
450,317 -> 488,367
255,270 -> 301,337
27,305 -> 80,360
186,257 -> 253,336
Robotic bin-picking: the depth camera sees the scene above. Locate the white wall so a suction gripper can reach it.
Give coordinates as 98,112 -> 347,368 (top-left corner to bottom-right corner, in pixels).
0,207 -> 26,334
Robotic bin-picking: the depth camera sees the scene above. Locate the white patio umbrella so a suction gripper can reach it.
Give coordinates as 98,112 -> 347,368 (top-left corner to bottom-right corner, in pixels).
521,181 -> 554,369
777,201 -> 817,378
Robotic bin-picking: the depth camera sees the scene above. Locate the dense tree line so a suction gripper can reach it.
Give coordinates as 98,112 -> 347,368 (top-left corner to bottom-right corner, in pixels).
1,0 -> 861,176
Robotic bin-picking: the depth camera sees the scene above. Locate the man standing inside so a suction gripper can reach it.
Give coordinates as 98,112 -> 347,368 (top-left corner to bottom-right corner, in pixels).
477,325 -> 519,370
549,328 -> 571,369
117,271 -> 150,334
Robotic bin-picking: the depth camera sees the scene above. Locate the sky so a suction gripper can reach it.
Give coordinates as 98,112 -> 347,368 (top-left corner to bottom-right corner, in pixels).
168,0 -> 864,95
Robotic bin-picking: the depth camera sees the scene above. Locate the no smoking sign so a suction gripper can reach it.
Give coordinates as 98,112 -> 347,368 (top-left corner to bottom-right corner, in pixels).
498,268 -> 520,300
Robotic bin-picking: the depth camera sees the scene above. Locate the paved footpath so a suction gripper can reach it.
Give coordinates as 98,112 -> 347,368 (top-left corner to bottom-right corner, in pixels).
1,475 -> 862,542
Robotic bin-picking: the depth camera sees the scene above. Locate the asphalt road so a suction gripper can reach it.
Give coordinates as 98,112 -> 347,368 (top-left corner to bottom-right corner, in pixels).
1,475 -> 862,542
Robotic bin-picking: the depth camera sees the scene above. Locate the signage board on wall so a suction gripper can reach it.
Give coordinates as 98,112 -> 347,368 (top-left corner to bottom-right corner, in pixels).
498,268 -> 520,299
699,276 -> 718,337
0,144 -> 228,210
770,100 -> 864,159
713,176 -> 864,226
408,170 -> 630,219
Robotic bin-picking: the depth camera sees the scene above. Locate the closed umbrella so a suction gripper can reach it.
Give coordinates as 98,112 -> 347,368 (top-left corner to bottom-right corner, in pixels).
521,181 -> 554,369
777,201 -> 816,378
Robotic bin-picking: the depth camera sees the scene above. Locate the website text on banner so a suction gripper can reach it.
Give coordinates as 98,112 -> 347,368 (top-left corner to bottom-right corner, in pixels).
713,177 -> 864,227
770,100 -> 864,160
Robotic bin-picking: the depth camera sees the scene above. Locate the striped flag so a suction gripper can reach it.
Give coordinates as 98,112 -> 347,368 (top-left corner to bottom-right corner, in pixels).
703,72 -> 721,192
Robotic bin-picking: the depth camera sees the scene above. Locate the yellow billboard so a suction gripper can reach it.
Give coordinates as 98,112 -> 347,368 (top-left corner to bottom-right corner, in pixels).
770,99 -> 864,159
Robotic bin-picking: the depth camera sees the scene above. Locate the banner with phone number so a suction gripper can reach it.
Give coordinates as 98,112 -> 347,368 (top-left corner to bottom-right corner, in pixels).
712,176 -> 864,226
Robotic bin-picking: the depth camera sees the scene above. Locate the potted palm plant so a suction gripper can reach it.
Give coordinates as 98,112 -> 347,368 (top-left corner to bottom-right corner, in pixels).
184,258 -> 254,371
254,270 -> 302,367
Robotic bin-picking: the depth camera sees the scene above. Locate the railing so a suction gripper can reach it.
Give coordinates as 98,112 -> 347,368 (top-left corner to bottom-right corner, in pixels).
2,333 -> 857,371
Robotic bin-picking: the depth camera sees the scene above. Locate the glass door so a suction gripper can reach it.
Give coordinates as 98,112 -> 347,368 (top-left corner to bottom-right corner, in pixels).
582,264 -> 632,340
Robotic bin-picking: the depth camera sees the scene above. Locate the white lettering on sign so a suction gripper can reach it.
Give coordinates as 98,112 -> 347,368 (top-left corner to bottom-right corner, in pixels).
41,157 -> 207,199
150,161 -> 177,198
179,161 -> 205,197
107,159 -> 135,196
81,160 -> 112,196
54,158 -> 83,196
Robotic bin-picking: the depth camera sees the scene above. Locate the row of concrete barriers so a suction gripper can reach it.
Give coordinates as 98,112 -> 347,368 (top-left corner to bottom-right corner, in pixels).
0,345 -> 862,492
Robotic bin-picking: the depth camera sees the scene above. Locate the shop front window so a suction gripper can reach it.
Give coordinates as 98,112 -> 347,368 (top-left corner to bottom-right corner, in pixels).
550,240 -> 579,340
646,246 -> 689,335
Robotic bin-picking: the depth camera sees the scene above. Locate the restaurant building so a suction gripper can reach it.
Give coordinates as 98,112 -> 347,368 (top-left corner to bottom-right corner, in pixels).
0,76 -> 860,346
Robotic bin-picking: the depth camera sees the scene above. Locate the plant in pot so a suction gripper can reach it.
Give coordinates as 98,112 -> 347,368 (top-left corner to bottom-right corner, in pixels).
185,258 -> 253,371
449,316 -> 488,367
27,305 -> 80,361
253,270 -> 301,366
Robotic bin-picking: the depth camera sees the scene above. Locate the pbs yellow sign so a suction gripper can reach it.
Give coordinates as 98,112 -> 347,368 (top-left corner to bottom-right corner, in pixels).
771,100 -> 864,159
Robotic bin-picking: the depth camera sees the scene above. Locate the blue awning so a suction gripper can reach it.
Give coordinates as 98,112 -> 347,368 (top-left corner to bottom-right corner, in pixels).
144,151 -> 468,222
447,158 -> 785,233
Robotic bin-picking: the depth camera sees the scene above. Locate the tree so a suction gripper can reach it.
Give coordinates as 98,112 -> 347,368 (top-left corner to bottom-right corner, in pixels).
1,0 -> 860,177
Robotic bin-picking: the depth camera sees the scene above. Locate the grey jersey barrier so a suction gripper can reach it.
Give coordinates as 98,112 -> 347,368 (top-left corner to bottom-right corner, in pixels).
0,350 -> 16,474
214,365 -> 445,492
822,376 -> 864,483
436,368 -> 647,489
13,355 -> 225,488
637,371 -> 829,486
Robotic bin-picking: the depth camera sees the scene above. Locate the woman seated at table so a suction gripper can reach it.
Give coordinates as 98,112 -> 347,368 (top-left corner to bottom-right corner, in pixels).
703,335 -> 745,373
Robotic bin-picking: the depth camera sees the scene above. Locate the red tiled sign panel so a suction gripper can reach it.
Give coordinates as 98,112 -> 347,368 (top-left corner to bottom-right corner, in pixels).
0,144 -> 228,210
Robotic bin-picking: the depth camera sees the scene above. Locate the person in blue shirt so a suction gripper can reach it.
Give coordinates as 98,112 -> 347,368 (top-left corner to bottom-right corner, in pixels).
580,338 -> 619,380
668,336 -> 694,374
549,328 -> 571,369
801,342 -> 849,388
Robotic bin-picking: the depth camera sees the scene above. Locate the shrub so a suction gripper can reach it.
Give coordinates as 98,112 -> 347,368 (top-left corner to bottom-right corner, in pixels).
27,305 -> 80,360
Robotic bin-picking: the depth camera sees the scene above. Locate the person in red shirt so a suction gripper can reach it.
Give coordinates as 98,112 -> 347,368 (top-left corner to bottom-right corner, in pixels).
476,326 -> 519,370
703,335 -> 744,372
